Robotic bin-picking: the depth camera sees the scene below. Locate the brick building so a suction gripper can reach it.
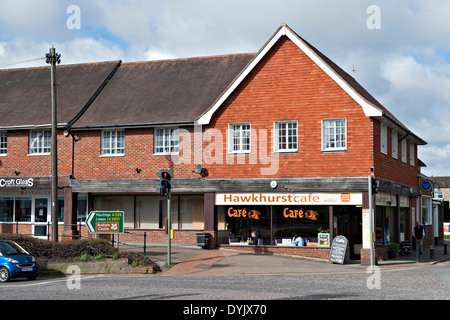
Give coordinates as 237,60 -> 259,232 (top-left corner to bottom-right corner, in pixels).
0,24 -> 431,264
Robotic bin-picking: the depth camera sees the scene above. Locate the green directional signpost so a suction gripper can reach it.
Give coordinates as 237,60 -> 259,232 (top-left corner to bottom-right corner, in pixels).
86,211 -> 124,234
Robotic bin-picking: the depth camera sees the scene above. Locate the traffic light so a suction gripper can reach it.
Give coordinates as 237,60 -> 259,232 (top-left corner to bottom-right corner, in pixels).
158,169 -> 171,196
371,177 -> 379,194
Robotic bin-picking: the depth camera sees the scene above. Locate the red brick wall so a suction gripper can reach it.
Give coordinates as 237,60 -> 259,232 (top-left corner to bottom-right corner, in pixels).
0,129 -> 73,177
223,244 -> 331,260
71,127 -> 199,180
372,121 -> 419,187
205,37 -> 375,179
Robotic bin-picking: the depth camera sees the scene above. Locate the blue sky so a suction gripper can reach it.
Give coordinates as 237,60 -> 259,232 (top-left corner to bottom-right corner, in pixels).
1,0 -> 449,176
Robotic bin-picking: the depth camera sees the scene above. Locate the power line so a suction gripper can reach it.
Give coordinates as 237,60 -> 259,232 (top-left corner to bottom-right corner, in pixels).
0,57 -> 45,69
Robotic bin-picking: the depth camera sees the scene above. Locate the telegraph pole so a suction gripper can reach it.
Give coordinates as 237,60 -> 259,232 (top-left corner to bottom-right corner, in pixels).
46,47 -> 61,242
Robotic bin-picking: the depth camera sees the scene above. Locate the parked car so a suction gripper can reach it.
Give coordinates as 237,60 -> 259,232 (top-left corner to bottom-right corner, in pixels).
0,241 -> 39,282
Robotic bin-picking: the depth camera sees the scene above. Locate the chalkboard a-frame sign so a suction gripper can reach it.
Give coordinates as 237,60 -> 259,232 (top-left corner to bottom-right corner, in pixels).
329,235 -> 350,264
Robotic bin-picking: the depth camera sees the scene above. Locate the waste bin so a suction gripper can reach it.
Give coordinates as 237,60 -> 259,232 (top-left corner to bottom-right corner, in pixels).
196,233 -> 210,249
400,241 -> 411,256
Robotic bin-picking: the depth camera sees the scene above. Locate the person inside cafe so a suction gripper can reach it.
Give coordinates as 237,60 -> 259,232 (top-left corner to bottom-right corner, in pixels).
247,231 -> 259,245
292,234 -> 304,246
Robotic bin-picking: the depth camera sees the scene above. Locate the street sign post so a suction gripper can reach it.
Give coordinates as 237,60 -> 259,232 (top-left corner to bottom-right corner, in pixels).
86,211 -> 124,234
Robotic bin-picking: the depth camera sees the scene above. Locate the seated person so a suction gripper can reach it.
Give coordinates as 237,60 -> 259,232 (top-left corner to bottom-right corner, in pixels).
292,234 -> 304,246
247,231 -> 259,245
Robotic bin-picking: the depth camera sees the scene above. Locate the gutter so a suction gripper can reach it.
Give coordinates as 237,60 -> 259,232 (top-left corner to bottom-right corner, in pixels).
381,111 -> 427,145
0,123 -> 67,130
69,121 -> 196,130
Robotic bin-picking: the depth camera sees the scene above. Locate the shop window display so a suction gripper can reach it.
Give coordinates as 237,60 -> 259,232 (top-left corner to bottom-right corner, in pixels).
225,205 -> 330,245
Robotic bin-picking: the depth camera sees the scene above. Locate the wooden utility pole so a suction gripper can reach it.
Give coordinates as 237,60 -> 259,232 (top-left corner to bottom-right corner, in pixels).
45,47 -> 61,242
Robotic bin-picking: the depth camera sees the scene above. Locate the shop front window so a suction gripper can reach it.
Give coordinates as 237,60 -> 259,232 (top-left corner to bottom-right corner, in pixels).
77,196 -> 88,222
272,206 -> 329,240
400,208 -> 408,241
93,194 -> 204,230
225,206 -> 271,244
225,205 -> 329,245
0,198 -> 14,222
376,206 -> 396,246
58,197 -> 64,222
15,197 -> 32,222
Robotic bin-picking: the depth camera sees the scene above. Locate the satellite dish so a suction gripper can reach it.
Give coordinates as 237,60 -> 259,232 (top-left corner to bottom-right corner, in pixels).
195,164 -> 202,174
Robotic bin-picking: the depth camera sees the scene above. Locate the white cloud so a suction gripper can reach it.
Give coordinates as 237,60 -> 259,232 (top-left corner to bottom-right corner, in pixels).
381,56 -> 450,102
379,55 -> 450,144
420,144 -> 450,177
143,47 -> 176,61
55,38 -> 124,64
0,38 -> 124,69
0,43 -> 5,57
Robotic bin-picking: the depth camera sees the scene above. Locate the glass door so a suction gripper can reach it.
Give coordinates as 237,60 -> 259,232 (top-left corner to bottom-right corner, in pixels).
33,198 -> 49,238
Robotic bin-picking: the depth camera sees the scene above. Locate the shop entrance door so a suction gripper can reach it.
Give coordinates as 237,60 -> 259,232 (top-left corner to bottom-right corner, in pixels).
33,197 -> 49,238
333,206 -> 362,259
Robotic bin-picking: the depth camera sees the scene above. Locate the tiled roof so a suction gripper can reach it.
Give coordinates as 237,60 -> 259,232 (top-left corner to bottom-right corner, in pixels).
70,54 -> 255,128
0,61 -> 120,128
433,177 -> 450,188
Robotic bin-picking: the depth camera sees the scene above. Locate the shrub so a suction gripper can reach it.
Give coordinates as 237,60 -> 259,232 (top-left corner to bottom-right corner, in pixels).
0,234 -> 160,272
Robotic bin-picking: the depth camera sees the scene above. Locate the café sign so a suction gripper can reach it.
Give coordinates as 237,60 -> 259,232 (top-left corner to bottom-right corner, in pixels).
216,192 -> 362,206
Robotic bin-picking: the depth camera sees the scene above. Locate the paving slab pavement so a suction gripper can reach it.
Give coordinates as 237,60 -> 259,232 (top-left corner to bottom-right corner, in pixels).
120,241 -> 450,276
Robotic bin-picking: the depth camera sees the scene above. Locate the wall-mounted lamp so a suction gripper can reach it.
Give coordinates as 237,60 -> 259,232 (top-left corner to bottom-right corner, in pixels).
192,164 -> 208,178
135,168 -> 142,174
14,170 -> 20,176
63,129 -> 80,142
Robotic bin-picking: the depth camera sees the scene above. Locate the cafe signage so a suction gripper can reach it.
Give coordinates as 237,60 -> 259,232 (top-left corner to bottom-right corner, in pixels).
329,235 -> 350,264
228,208 -> 261,220
216,192 -> 362,206
283,208 -> 318,221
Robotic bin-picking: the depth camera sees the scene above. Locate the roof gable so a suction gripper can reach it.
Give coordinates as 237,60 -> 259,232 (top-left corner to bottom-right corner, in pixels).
197,24 -> 382,125
196,24 -> 426,145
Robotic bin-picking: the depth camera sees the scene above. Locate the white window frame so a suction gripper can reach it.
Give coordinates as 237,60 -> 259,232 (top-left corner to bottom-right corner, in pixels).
154,127 -> 179,155
409,141 -> 415,167
101,130 -> 125,156
380,122 -> 387,155
434,190 -> 443,200
322,119 -> 347,152
29,130 -> 51,155
401,139 -> 407,163
274,121 -> 298,153
0,132 -> 6,156
228,123 -> 251,154
392,130 -> 398,160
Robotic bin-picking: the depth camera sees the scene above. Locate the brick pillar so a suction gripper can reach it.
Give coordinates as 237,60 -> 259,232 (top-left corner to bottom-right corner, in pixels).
203,192 -> 217,248
63,187 -> 79,241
